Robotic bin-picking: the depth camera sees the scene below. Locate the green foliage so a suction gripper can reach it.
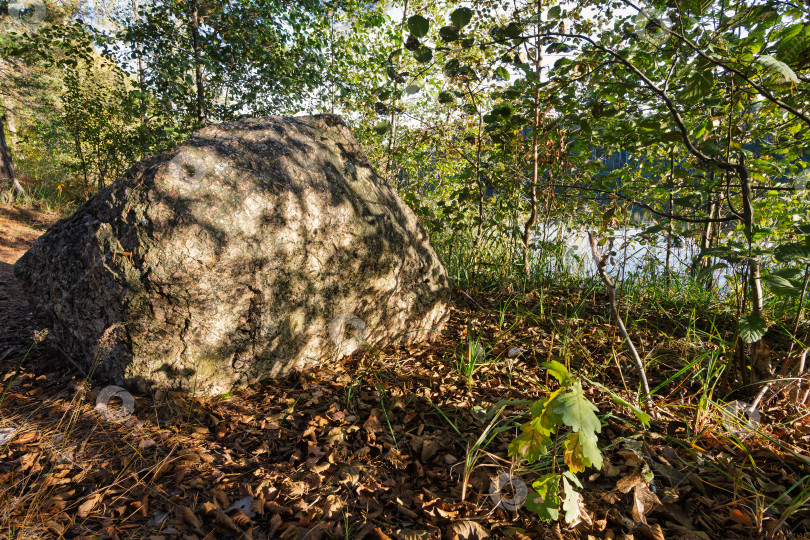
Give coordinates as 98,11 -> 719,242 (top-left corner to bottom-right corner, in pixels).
775,240 -> 810,265
525,474 -> 560,521
541,360 -> 570,385
738,314 -> 769,344
561,474 -> 584,524
61,56 -> 144,191
407,15 -> 430,39
454,321 -> 487,391
756,55 -> 799,84
553,380 -> 602,445
449,8 -> 473,30
509,365 -> 603,524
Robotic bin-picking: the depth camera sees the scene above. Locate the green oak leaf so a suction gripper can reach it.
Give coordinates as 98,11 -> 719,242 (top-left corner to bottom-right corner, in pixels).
561,476 -> 584,525
508,415 -> 553,462
553,380 -> 601,441
526,473 -> 560,521
541,360 -> 570,385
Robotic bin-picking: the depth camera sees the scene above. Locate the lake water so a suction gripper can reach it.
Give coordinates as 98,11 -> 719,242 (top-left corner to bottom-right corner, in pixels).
530,223 -> 734,289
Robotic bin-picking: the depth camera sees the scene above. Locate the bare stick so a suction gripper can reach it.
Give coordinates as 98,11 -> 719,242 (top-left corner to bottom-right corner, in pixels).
750,347 -> 809,413
588,232 -> 656,418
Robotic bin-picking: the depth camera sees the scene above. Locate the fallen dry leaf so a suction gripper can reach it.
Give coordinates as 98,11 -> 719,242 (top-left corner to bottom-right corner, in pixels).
45,520 -> 65,536
635,523 -> 666,540
394,529 -> 431,540
77,493 -> 101,518
13,430 -> 40,444
363,409 -> 383,433
616,467 -> 647,494
729,507 -> 752,527
631,483 -> 661,524
177,504 -> 203,531
447,520 -> 490,540
213,509 -> 241,534
177,448 -> 200,462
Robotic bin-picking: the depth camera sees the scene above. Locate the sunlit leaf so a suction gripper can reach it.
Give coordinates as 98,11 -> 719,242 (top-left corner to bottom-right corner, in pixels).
541,360 -> 570,385
757,54 -> 799,83
508,416 -> 553,462
563,432 -> 603,473
526,474 -> 560,521
561,476 -> 585,525
553,381 -> 601,444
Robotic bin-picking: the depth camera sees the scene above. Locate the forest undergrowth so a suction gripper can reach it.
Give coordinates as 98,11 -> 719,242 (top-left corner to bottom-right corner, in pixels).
1,204 -> 809,540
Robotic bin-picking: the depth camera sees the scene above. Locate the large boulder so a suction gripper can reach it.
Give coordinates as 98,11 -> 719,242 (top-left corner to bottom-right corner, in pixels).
15,115 -> 450,395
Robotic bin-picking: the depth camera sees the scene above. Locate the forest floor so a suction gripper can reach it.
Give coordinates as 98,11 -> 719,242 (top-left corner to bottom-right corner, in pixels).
1,205 -> 809,540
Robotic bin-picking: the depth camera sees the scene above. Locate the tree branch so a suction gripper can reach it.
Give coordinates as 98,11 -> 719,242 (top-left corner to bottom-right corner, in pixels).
622,0 -> 810,127
588,232 -> 657,418
549,183 -> 737,224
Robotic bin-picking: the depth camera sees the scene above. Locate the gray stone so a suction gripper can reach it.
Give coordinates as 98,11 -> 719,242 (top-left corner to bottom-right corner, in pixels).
15,115 -> 450,395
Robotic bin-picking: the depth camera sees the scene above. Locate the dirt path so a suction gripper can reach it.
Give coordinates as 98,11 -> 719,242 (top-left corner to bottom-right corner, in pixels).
0,206 -> 59,362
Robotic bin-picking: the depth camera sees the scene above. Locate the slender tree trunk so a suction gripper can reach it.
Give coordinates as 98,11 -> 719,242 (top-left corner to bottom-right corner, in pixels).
472,111 -> 485,259
786,264 -> 810,360
697,173 -> 716,275
739,164 -> 763,318
133,0 -> 147,127
97,158 -> 107,192
588,232 -> 656,418
0,59 -> 18,151
386,0 -> 409,185
696,197 -> 717,288
191,0 -> 205,127
737,161 -> 769,384
665,192 -> 672,284
665,154 -> 673,285
0,112 -> 25,198
521,0 -> 542,276
473,123 -> 486,283
0,113 -> 15,181
705,194 -> 721,290
541,126 -> 559,273
3,101 -> 17,150
749,266 -> 810,412
73,130 -> 90,191
329,13 -> 335,114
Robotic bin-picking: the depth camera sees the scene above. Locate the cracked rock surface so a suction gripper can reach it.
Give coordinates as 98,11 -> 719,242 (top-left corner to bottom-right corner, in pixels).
14,115 -> 451,395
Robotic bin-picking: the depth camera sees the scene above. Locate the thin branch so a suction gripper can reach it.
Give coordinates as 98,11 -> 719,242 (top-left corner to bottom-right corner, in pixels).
622,0 -> 810,126
544,31 -> 732,170
549,183 -> 737,223
588,232 -> 657,419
